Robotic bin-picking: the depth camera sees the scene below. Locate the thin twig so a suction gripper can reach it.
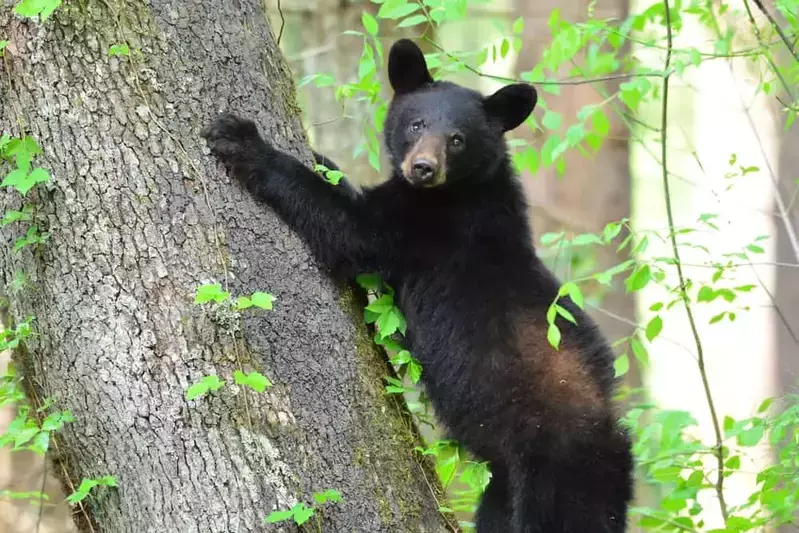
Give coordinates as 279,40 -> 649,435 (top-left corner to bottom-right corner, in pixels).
747,259 -> 799,345
750,0 -> 799,62
734,2 -> 799,263
660,0 -> 729,522
420,36 -> 669,86
588,302 -> 699,361
276,0 -> 285,46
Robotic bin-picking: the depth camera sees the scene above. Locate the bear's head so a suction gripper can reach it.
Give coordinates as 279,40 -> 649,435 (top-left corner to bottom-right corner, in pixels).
383,39 -> 537,188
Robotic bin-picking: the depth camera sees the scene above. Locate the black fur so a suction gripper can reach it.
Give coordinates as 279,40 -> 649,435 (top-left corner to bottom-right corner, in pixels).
202,38 -> 633,533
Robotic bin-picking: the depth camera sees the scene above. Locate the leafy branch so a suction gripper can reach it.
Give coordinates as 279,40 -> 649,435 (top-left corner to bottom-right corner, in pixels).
659,0 -> 729,522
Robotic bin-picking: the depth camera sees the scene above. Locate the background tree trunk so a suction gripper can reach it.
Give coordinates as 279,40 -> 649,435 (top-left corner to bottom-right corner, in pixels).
775,64 -> 799,533
0,1 -> 448,532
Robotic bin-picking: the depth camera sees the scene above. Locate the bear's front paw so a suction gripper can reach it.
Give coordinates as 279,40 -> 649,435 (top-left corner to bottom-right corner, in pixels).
201,114 -> 269,166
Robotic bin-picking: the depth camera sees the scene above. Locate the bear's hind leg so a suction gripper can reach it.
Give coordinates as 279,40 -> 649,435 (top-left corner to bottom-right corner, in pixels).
509,428 -> 633,533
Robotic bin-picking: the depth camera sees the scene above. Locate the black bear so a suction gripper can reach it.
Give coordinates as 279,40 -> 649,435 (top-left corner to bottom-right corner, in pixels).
202,38 -> 633,533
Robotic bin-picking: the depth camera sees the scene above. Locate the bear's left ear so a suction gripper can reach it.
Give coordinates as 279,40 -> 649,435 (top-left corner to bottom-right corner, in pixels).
483,83 -> 538,132
388,39 -> 433,94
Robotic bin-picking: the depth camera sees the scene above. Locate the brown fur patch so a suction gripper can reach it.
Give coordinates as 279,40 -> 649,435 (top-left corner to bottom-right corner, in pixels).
400,135 -> 447,186
513,316 -> 603,411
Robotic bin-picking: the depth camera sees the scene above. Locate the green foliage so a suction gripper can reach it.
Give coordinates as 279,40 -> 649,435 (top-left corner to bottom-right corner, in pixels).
13,0 -> 62,22
194,283 -> 231,304
236,291 -> 276,310
185,375 -> 226,401
108,43 -> 130,57
233,370 -> 272,393
314,163 -> 347,186
65,475 -> 117,505
195,283 -> 276,311
1,135 -> 51,197
264,489 -> 343,528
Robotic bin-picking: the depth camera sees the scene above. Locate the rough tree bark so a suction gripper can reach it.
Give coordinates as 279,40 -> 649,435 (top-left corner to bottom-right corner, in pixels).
0,1 -> 448,532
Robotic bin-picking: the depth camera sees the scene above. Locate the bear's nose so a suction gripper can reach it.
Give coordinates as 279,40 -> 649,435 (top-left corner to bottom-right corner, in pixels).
411,158 -> 437,183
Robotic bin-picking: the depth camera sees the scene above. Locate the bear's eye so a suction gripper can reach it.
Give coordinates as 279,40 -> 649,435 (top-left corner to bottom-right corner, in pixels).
410,120 -> 425,133
450,133 -> 465,150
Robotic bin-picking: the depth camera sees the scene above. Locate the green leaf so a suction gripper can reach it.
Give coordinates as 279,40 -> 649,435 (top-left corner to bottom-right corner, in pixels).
2,167 -> 50,196
14,0 -> 62,21
555,304 -> 577,325
397,14 -> 427,27
630,336 -> 649,366
362,12 -> 379,35
377,1 -> 418,19
459,461 -> 492,492
264,510 -> 294,523
542,110 -> 562,130
233,370 -> 272,393
756,397 -> 773,413
500,38 -> 510,59
614,354 -> 629,377
625,264 -> 651,292
313,489 -> 343,505
355,273 -> 382,292
186,375 -> 225,401
376,307 -> 401,338
0,41 -> 8,57
697,285 -> 715,302
194,283 -> 229,304
390,350 -> 412,365
108,43 -> 130,57
645,316 -> 663,342
512,17 -> 524,34
407,359 -> 422,384
250,291 -> 275,310
560,282 -> 584,309
65,475 -> 116,505
292,502 -> 315,525
738,424 -> 764,447
366,294 -> 394,314
746,244 -> 765,254
547,323 -> 561,349
591,108 -> 610,136
540,232 -> 564,246
725,455 -> 741,470
602,221 -> 622,243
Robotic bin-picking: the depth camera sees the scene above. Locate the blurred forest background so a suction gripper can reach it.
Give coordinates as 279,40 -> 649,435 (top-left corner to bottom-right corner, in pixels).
1,0 -> 797,532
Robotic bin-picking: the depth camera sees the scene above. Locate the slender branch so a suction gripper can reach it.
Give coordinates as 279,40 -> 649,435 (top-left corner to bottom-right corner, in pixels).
733,2 -> 799,263
276,0 -> 286,46
750,0 -> 799,62
420,36 -> 669,86
659,0 -> 729,522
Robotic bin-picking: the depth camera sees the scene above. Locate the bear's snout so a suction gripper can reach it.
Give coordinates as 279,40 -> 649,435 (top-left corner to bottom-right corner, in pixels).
411,158 -> 437,183
401,135 -> 447,187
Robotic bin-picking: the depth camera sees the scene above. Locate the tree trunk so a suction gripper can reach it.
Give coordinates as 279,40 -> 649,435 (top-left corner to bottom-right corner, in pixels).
775,70 -> 799,533
0,1 -> 448,532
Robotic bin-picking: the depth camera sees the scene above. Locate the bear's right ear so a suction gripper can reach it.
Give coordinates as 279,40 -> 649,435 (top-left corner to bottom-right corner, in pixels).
483,83 -> 538,132
388,39 -> 433,95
